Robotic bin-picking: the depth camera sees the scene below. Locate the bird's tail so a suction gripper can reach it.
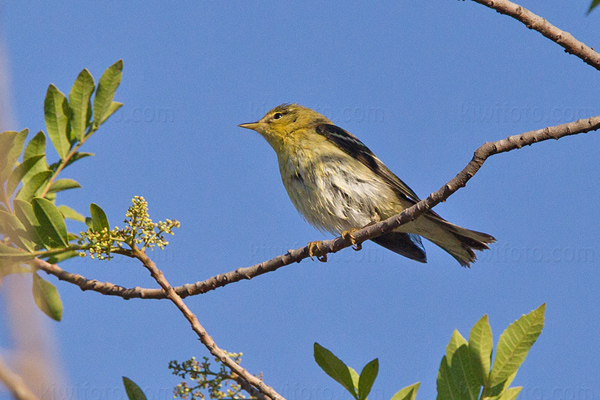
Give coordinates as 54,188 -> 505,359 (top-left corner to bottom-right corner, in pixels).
417,213 -> 496,267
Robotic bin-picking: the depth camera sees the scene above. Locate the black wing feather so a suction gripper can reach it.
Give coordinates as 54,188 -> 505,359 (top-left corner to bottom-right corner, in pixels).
371,232 -> 427,263
315,123 -> 422,204
315,124 -> 379,171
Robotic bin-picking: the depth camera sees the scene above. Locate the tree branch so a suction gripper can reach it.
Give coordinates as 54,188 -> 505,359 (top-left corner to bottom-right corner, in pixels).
130,247 -> 280,400
471,0 -> 600,71
0,355 -> 40,400
34,115 -> 600,298
231,375 -> 269,400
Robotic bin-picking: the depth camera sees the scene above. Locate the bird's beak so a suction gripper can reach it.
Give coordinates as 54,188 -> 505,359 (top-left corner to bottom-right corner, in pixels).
238,122 -> 263,131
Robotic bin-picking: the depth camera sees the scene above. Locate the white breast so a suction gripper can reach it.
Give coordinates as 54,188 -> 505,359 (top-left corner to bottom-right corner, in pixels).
278,149 -> 398,235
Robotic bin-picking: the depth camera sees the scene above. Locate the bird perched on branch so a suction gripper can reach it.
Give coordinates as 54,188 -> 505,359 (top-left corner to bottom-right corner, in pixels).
239,104 -> 495,267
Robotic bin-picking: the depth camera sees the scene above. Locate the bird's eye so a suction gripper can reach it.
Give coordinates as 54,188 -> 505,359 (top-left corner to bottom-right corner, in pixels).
273,112 -> 283,120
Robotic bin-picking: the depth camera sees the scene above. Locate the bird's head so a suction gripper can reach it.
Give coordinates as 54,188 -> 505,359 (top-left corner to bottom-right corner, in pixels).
238,103 -> 332,152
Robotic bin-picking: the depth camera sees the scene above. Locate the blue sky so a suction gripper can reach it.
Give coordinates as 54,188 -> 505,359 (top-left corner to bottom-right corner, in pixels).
1,1 -> 599,399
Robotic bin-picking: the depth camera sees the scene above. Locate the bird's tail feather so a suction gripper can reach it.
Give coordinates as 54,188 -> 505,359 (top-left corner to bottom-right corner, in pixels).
421,214 -> 496,267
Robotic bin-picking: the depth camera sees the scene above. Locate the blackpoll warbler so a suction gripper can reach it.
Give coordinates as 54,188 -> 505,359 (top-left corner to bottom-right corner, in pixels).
239,104 -> 495,267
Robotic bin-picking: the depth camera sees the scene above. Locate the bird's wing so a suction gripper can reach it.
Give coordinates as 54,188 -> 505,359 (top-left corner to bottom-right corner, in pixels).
371,232 -> 427,263
315,123 -> 422,204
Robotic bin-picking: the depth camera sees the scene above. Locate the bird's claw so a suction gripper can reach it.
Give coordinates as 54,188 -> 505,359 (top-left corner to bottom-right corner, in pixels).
308,240 -> 328,262
342,229 -> 362,251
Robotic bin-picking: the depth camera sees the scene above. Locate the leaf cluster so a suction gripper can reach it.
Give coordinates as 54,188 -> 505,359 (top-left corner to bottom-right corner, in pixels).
314,304 -> 545,400
0,60 -> 124,320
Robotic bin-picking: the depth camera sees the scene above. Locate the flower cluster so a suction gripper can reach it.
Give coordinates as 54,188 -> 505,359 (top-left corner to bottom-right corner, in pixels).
77,226 -> 121,260
122,196 -> 180,250
78,196 -> 180,259
170,352 -> 255,400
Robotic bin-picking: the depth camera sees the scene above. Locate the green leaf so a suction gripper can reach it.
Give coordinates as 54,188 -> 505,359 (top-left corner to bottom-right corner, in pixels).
67,232 -> 79,241
57,205 -> 85,222
588,0 -> 600,14
0,209 -> 35,252
90,203 -> 110,232
122,377 -> 147,400
446,329 -> 468,358
101,101 -> 123,124
93,60 -> 123,128
48,151 -> 94,172
21,132 -> 49,184
32,272 -> 62,321
13,199 -> 44,247
501,370 -> 517,391
24,131 -> 47,160
12,129 -> 30,158
44,84 -> 71,159
48,178 -> 81,194
69,68 -> 95,141
349,367 -> 360,394
85,217 -> 94,230
469,315 -> 493,384
32,197 -> 69,248
314,343 -> 358,399
0,129 -> 28,184
13,129 -> 30,158
443,330 -> 482,400
0,131 -> 17,186
7,155 -> 45,197
15,170 -> 52,201
497,386 -> 522,400
45,192 -> 56,203
489,304 -> 545,386
436,355 -> 460,400
452,346 -> 482,399
358,358 -> 379,400
0,209 -> 23,231
65,151 -> 94,168
391,382 -> 420,400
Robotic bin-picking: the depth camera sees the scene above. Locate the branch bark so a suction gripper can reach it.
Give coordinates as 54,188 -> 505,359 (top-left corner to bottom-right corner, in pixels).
130,247 -> 279,400
471,0 -> 600,71
35,115 -> 600,298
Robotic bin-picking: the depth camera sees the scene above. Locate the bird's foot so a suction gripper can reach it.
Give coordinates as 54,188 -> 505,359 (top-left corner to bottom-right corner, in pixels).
308,240 -> 328,262
342,229 -> 362,251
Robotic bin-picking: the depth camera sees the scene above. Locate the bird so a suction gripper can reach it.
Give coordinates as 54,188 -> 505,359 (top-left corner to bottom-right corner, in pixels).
239,103 -> 495,267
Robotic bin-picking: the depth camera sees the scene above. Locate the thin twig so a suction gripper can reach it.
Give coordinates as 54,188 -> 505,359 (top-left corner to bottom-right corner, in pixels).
39,137 -> 88,198
471,0 -> 600,71
0,355 -> 40,400
34,115 -> 600,298
130,247 -> 281,400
